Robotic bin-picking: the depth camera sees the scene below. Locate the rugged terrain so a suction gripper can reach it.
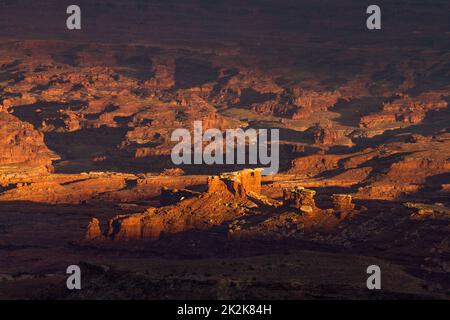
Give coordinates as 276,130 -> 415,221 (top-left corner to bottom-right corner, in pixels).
0,0 -> 449,299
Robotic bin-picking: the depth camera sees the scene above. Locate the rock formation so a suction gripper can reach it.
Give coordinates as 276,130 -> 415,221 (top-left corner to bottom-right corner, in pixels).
91,171 -> 366,242
332,194 -> 355,219
282,188 -> 357,219
1,0 -> 450,300
305,122 -> 349,146
283,187 -> 317,214
0,112 -> 56,173
86,218 -> 103,240
291,90 -> 341,120
405,202 -> 450,220
207,169 -> 262,198
87,169 -> 262,241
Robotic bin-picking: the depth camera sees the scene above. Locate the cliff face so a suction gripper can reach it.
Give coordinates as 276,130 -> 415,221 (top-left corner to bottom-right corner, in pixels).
207,169 -> 262,197
0,112 -> 56,172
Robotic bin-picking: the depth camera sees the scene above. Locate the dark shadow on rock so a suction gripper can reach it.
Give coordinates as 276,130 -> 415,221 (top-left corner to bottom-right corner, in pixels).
330,97 -> 384,127
11,100 -> 85,129
175,58 -> 218,89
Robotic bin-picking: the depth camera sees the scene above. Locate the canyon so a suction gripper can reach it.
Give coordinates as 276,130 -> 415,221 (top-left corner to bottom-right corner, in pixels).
0,0 -> 448,300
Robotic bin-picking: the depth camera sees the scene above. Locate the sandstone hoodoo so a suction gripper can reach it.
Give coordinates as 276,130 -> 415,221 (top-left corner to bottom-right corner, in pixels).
86,218 -> 103,240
